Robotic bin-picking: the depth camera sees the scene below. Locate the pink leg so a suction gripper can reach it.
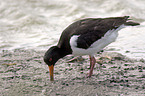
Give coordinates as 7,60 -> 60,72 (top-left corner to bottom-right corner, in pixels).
88,56 -> 96,77
89,56 -> 92,68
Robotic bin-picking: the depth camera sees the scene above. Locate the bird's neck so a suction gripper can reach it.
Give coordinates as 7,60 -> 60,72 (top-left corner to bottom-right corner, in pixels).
56,47 -> 69,59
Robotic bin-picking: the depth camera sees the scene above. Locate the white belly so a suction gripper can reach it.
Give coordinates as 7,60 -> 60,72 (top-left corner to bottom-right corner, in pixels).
70,25 -> 125,56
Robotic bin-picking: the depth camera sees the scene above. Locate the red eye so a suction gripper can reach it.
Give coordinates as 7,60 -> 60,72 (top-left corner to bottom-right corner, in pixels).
49,58 -> 52,62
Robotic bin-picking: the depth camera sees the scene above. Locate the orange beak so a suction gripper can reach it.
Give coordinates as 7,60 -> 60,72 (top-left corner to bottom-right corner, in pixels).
48,65 -> 54,81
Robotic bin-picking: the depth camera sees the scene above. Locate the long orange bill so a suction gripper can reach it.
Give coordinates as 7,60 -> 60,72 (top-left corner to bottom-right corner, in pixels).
48,65 -> 54,81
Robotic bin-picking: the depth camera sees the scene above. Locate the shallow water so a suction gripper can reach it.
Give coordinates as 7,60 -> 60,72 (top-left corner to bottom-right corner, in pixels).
0,0 -> 145,59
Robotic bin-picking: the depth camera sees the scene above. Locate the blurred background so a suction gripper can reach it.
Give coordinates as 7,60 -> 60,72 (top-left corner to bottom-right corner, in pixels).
0,0 -> 145,59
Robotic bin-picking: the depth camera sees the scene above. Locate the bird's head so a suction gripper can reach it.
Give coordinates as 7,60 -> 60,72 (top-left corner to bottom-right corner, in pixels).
44,46 -> 66,81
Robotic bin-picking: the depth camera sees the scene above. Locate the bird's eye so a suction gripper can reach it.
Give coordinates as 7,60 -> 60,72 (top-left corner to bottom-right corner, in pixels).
49,58 -> 52,62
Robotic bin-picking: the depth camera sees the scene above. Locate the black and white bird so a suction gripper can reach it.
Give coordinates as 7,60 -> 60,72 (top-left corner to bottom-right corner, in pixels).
44,16 -> 139,81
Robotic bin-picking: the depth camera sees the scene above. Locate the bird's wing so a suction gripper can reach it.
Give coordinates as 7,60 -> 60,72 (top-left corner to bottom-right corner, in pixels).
58,16 -> 129,50
74,17 -> 129,49
76,30 -> 104,49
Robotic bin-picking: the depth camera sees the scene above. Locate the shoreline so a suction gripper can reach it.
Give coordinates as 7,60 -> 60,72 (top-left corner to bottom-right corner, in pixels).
0,49 -> 145,96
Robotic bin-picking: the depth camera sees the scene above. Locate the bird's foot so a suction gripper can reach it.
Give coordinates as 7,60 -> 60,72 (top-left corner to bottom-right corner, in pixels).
67,56 -> 84,63
86,73 -> 92,78
97,56 -> 112,61
2,63 -> 17,66
96,56 -> 112,68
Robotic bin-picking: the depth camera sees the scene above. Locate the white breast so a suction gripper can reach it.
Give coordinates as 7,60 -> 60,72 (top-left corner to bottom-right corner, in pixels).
70,25 -> 125,56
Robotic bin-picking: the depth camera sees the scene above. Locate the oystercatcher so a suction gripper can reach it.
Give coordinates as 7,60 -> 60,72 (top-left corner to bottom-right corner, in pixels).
44,16 -> 139,81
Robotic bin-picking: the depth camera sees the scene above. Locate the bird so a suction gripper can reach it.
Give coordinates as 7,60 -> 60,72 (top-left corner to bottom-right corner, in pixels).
44,16 -> 139,81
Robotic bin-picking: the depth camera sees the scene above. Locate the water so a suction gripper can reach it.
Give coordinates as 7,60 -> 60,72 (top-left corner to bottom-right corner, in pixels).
0,0 -> 145,59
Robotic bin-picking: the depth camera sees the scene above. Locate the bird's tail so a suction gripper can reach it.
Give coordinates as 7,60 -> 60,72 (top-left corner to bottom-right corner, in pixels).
124,21 -> 140,26
124,16 -> 140,26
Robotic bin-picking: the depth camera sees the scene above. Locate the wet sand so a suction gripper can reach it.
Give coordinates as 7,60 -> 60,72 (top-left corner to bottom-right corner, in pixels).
0,49 -> 145,96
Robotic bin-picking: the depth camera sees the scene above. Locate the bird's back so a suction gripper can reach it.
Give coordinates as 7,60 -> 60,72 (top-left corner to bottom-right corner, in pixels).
57,16 -> 139,53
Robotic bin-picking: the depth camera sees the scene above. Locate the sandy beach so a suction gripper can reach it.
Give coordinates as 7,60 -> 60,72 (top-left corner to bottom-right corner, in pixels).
0,49 -> 144,96
0,0 -> 145,96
